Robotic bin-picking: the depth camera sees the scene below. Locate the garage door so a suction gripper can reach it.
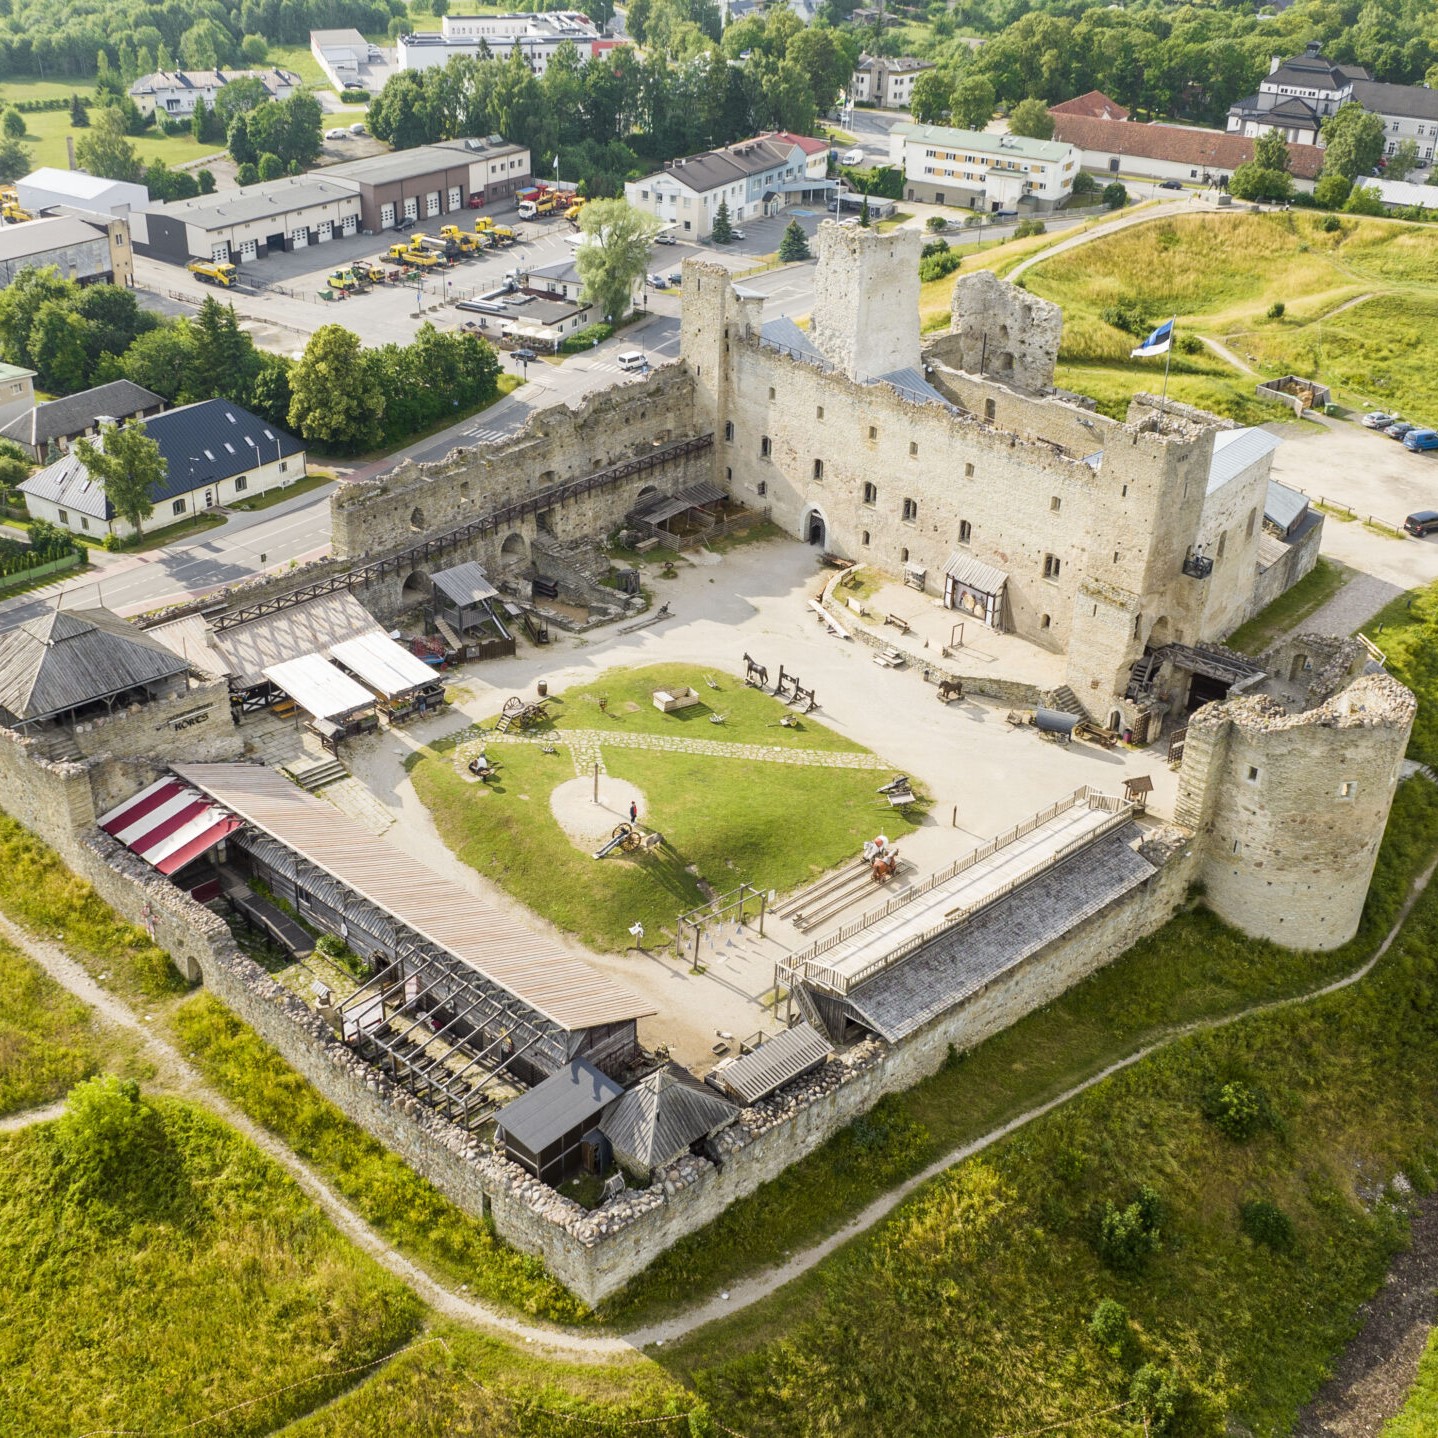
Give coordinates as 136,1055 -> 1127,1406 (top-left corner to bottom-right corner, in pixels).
210,242 -> 230,263
380,202 -> 396,229
341,215 -> 358,236
289,228 -> 308,250
317,219 -> 333,242
403,197 -> 418,221
425,191 -> 440,217
238,239 -> 258,262
447,186 -> 462,211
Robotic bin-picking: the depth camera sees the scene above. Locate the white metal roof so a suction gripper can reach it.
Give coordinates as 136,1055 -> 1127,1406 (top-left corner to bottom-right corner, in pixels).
329,632 -> 438,699
172,762 -> 655,1032
943,552 -> 1009,595
1207,427 -> 1281,494
263,652 -> 374,721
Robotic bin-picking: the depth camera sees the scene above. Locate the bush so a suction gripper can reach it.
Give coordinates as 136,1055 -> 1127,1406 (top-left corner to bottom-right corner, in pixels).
1267,301 -> 1286,319
341,89 -> 370,104
1100,299 -> 1150,335
1178,335 -> 1203,355
1089,1297 -> 1130,1354
925,214 -> 948,232
235,162 -> 258,187
559,321 -> 614,354
1102,181 -> 1128,210
1130,1364 -> 1184,1435
1202,1079 -> 1269,1140
1241,1199 -> 1295,1253
1014,217 -> 1046,238
918,247 -> 963,283
920,237 -> 949,258
1321,212 -> 1342,232
1096,1185 -> 1162,1273
1072,171 -> 1098,195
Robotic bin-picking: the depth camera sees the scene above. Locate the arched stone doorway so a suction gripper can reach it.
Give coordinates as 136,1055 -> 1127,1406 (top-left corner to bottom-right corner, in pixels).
801,506 -> 828,548
501,531 -> 527,562
401,571 -> 430,603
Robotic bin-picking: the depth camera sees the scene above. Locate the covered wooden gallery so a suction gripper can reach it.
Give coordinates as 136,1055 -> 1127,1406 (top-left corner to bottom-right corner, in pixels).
170,763 -> 654,1128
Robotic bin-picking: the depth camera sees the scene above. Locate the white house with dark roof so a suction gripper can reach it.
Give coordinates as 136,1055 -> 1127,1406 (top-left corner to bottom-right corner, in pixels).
889,123 -> 1078,210
0,379 -> 164,462
20,400 -> 306,540
849,55 -> 934,110
625,132 -> 833,239
128,67 -> 301,118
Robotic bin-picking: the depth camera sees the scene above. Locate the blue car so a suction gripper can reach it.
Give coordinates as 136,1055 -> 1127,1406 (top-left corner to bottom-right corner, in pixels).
1404,428 -> 1438,452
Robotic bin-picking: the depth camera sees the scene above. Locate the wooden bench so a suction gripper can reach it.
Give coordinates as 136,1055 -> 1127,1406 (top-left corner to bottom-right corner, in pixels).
883,613 -> 911,635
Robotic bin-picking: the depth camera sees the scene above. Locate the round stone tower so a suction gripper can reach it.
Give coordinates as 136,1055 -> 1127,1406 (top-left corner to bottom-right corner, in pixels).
1175,672 -> 1416,950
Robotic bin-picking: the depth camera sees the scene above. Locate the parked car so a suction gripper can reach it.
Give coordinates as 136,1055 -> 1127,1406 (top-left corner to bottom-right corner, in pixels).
840,148 -> 864,165
1404,428 -> 1438,452
647,273 -> 668,288
349,122 -> 367,135
653,232 -> 677,245
324,128 -> 349,140
393,216 -> 416,232
1362,410 -> 1396,428
1385,421 -> 1417,440
667,271 -> 683,286
1159,179 -> 1184,190
510,347 -> 537,362
1404,510 -> 1438,536
731,228 -> 746,240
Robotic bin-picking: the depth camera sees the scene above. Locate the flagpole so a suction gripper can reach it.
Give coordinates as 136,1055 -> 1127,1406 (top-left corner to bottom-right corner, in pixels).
1159,314 -> 1176,416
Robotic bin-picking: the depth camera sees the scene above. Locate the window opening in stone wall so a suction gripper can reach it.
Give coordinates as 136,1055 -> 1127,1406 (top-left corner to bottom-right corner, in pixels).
761,436 -> 771,458
1232,838 -> 1242,855
902,498 -> 918,522
862,530 -> 870,546
965,463 -> 974,478
813,459 -> 824,480
1133,614 -> 1142,639
768,386 -> 776,400
724,421 -> 733,441
868,425 -> 878,440
1339,780 -> 1357,799
1246,765 -> 1259,783
984,399 -> 996,421
1040,613 -> 1051,628
1217,532 -> 1227,559
410,506 -> 424,530
725,466 -> 733,482
909,441 -> 918,456
901,547 -> 910,563
1050,496 -> 1061,512
1043,553 -> 1061,580
1246,507 -> 1256,538
460,481 -> 470,501
817,405 -> 824,420
959,520 -> 971,544
757,480 -> 766,496
863,482 -> 877,505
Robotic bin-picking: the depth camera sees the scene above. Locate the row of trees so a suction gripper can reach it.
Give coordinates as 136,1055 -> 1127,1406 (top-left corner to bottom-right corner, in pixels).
367,8 -> 858,190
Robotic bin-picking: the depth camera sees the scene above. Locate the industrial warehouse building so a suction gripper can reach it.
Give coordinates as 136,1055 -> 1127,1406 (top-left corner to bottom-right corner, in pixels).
0,213 -> 133,287
133,175 -> 363,265
135,136 -> 531,263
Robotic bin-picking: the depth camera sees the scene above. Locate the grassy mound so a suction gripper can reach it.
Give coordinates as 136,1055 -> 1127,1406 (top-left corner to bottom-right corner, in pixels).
0,1079 -> 422,1435
0,939 -> 101,1117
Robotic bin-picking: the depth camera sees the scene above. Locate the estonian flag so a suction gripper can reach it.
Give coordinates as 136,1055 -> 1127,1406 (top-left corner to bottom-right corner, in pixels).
1131,317 -> 1175,358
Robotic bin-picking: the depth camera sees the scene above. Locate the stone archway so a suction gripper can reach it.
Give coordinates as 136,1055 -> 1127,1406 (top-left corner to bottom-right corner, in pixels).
401,571 -> 430,603
501,531 -> 527,562
801,506 -> 828,548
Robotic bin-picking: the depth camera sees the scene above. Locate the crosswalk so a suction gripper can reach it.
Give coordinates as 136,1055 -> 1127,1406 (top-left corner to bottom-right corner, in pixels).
462,425 -> 509,444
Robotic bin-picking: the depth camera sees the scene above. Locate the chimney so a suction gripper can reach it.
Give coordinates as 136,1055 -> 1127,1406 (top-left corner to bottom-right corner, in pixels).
1270,54 -> 1282,74
1305,40 -> 1322,56
66,134 -> 76,169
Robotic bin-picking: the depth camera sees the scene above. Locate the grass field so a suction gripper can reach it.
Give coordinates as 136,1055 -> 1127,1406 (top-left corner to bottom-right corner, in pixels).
1387,1328 -> 1438,1437
1020,210 -> 1438,421
408,665 -> 919,951
0,1081 -> 422,1436
0,77 -> 222,171
0,938 -> 101,1116
1226,556 -> 1350,655
1363,578 -> 1438,766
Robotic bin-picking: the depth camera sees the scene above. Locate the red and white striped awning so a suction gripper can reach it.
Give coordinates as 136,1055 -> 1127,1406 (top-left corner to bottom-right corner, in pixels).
98,776 -> 243,876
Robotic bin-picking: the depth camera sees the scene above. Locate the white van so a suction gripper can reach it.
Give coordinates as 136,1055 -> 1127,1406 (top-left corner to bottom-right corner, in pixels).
617,350 -> 648,372
841,148 -> 864,165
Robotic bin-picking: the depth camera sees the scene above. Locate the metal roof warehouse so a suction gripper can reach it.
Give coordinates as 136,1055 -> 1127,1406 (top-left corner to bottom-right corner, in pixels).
170,764 -> 653,1117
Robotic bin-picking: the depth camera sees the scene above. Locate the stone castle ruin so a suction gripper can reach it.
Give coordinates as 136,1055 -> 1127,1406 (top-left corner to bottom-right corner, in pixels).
0,222 -> 1416,1304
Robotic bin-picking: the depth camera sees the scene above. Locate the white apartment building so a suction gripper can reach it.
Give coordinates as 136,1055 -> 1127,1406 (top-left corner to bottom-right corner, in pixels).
129,67 -> 300,118
398,12 -> 621,76
888,124 -> 1078,211
849,55 -> 934,110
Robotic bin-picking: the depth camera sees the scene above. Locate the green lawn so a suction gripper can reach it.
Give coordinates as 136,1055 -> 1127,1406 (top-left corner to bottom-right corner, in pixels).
596,773 -> 1438,1330
0,938 -> 101,1116
1020,210 -> 1438,422
1387,1328 -> 1438,1437
229,469 -> 335,512
1225,556 -> 1350,655
0,78 -> 222,171
1363,579 -> 1438,766
0,1081 -> 423,1436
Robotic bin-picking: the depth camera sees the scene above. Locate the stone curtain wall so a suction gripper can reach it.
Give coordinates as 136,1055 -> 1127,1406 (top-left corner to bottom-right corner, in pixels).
67,679 -> 240,763
73,807 -> 1192,1306
330,365 -> 702,562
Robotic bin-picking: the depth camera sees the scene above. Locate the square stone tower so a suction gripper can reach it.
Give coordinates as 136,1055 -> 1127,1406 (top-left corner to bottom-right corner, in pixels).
810,221 -> 921,381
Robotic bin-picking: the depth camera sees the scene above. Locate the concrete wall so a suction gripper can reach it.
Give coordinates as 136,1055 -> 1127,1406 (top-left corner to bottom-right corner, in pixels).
0,234 -> 112,287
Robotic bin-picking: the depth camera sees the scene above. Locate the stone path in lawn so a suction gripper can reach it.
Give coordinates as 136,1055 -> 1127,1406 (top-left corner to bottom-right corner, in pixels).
474,728 -> 893,772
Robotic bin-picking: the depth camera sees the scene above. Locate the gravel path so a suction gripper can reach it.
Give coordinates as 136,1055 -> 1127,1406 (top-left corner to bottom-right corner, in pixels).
6,784 -> 1436,1359
1299,571 -> 1406,640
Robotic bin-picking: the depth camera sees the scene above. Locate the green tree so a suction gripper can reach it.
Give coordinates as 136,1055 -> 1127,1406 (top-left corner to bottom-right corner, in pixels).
227,114 -> 256,167
710,197 -> 734,243
2,108 -> 25,140
1102,180 -> 1128,209
190,97 -> 211,146
1320,101 -> 1385,182
575,198 -> 659,324
197,169 -> 216,195
1007,97 -> 1053,140
909,67 -> 954,125
778,218 -> 811,262
1314,170 -> 1353,208
190,297 -> 259,403
1228,162 -> 1293,203
951,74 -> 996,131
119,323 -> 195,404
55,1076 -> 157,1196
69,94 -> 89,128
179,20 -> 229,71
1387,137 -> 1420,182
213,75 -> 270,126
0,266 -> 74,370
74,420 -> 165,538
288,325 -> 384,453
235,162 -> 259,187
1344,182 -> 1386,215
0,438 -> 32,501
257,151 -> 285,182
0,137 -> 33,186
859,193 -> 871,227
1253,127 -> 1290,173
75,106 -> 141,184
251,352 -> 293,428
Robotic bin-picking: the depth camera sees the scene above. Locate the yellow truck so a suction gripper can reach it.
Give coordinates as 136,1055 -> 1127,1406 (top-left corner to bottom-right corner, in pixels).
517,194 -> 556,219
2,201 -> 33,224
474,217 -> 515,244
327,267 -> 370,293
439,225 -> 480,254
564,199 -> 586,223
187,259 -> 238,287
387,242 -> 440,267
411,233 -> 459,261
